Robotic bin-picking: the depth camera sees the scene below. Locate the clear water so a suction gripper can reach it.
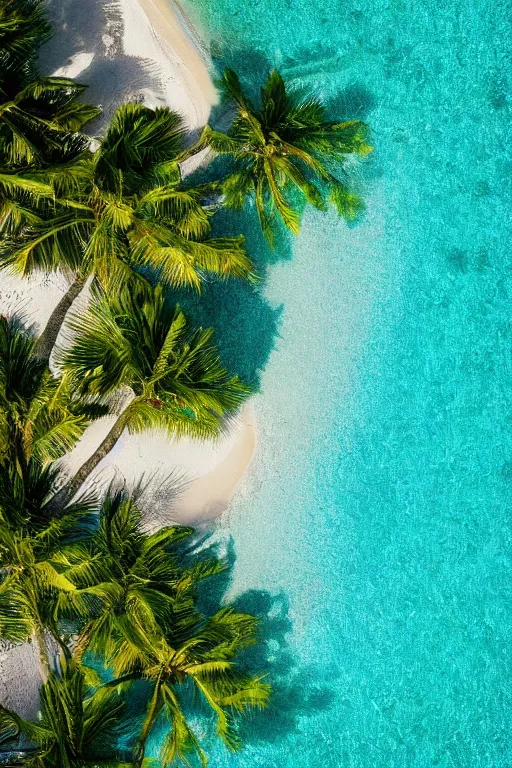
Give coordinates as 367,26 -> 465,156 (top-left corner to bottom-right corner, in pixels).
187,0 -> 512,765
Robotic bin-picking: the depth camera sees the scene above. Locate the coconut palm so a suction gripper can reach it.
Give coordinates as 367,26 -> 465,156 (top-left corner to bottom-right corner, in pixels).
1,103 -> 254,364
69,491 -> 224,665
0,458 -> 97,681
105,603 -> 270,767
0,658 -> 131,767
0,312 -> 111,667
0,77 -> 99,168
0,315 -> 109,675
0,0 -> 99,169
46,285 -> 250,511
0,0 -> 50,84
0,314 -> 108,473
200,68 -> 373,244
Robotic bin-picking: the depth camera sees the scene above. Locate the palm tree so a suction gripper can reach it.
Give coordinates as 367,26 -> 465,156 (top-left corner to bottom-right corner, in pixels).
0,658 -> 131,767
0,459 -> 96,681
1,103 -> 255,364
0,315 -> 108,473
0,0 -> 99,169
200,68 -> 373,244
0,315 -> 110,675
69,491 -> 224,665
0,77 -> 99,168
0,0 -> 50,84
46,285 -> 250,511
105,603 -> 270,766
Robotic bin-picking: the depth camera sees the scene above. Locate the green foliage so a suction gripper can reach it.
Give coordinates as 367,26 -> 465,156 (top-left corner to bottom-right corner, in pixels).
201,68 -> 373,243
0,458 -> 96,654
0,477 -> 270,766
0,0 -> 99,169
0,315 -> 108,469
60,285 -> 251,440
0,103 -> 254,290
104,584 -> 270,766
67,491 -> 207,665
0,0 -> 50,84
0,78 -> 98,169
0,659 -> 129,766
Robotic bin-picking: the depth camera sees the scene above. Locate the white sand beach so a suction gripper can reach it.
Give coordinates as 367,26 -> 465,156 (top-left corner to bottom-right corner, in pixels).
0,0 -> 255,716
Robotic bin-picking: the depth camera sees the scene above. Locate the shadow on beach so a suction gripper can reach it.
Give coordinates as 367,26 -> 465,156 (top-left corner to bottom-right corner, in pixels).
39,0 -> 162,131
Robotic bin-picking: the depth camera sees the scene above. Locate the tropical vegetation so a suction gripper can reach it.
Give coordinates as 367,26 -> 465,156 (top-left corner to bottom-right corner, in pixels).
0,101 -> 254,365
0,0 -> 99,170
0,0 -> 372,763
199,68 -> 372,244
0,658 -> 128,766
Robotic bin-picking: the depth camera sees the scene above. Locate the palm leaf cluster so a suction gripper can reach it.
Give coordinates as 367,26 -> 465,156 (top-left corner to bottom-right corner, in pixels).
0,658 -> 127,767
0,482 -> 269,766
201,68 -> 372,243
0,310 -> 259,764
0,460 -> 94,675
71,492 -> 270,766
0,0 -> 50,84
0,0 -> 98,169
0,316 -> 108,470
0,102 -> 254,293
47,284 -> 250,510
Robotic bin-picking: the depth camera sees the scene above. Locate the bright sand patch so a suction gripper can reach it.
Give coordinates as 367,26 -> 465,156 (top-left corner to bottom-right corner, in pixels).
57,397 -> 257,531
128,0 -> 218,125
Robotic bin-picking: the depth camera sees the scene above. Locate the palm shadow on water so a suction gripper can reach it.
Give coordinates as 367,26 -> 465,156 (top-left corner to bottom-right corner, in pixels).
195,537 -> 338,747
166,200 -> 289,388
110,534 -> 336,761
233,589 -> 338,745
170,134 -> 295,387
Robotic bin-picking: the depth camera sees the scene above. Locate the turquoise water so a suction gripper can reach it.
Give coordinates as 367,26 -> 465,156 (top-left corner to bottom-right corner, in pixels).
186,0 -> 512,765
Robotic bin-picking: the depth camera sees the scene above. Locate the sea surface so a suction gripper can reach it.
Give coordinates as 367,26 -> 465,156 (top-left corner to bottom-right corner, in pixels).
189,0 -> 512,765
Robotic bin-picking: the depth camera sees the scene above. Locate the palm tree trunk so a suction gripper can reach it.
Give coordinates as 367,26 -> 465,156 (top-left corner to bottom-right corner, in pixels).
32,626 -> 51,684
47,618 -> 71,662
45,409 -> 130,513
33,273 -> 87,364
73,621 -> 93,664
135,677 -> 163,766
175,127 -> 210,167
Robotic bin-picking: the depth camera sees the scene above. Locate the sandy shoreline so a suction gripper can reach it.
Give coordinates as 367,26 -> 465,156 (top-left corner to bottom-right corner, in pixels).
134,0 -> 217,125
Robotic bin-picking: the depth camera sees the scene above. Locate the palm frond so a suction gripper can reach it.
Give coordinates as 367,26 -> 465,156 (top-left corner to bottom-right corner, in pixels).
263,159 -> 300,234
59,300 -> 136,398
200,125 -> 244,155
96,103 -> 186,195
160,685 -> 207,768
1,213 -> 93,274
0,0 -> 50,82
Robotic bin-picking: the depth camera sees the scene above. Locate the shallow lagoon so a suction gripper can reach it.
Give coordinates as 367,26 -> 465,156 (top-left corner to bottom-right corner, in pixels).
182,0 -> 512,764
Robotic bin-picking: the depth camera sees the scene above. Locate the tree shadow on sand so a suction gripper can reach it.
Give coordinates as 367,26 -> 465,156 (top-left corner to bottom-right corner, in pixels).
39,0 -> 163,131
38,5 -> 285,386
